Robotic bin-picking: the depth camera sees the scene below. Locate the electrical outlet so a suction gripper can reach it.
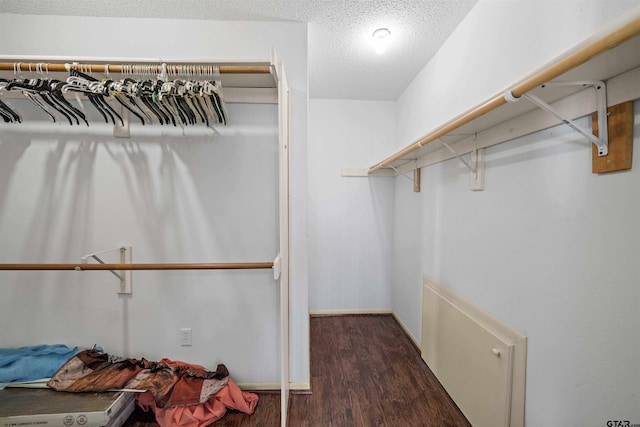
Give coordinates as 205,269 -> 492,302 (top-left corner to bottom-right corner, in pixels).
180,328 -> 192,346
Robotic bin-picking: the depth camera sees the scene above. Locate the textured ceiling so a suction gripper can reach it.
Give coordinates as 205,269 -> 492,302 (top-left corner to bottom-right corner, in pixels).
0,0 -> 478,100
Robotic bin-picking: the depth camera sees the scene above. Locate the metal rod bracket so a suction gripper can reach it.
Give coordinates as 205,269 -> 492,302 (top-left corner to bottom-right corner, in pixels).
81,246 -> 132,294
505,81 -> 609,156
389,161 -> 421,192
273,254 -> 281,281
440,140 -> 477,173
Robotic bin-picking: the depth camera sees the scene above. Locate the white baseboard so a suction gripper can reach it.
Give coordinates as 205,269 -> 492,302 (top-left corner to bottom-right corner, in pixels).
237,382 -> 281,390
237,381 -> 311,391
290,381 -> 311,391
309,308 -> 393,316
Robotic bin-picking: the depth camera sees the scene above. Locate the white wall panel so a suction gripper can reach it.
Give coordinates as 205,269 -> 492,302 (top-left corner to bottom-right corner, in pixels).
308,99 -> 395,311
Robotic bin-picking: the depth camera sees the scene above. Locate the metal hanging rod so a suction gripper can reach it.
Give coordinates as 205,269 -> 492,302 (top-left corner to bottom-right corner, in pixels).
0,262 -> 274,271
0,62 -> 271,75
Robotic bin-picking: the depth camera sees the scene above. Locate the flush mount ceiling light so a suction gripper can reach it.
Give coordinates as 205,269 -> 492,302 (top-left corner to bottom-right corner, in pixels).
372,28 -> 391,54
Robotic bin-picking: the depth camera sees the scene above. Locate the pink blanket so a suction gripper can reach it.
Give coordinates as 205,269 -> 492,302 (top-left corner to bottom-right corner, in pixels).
136,358 -> 258,427
137,377 -> 258,427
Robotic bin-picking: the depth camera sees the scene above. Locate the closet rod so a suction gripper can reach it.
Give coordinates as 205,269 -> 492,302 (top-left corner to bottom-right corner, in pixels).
0,262 -> 274,271
368,8 -> 640,174
0,62 -> 271,74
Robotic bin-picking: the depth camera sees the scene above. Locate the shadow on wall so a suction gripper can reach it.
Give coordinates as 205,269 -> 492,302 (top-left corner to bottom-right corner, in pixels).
0,129 -> 192,287
0,98 -> 280,264
0,118 -> 279,261
169,103 -> 279,263
0,136 -> 30,225
23,140 -> 98,263
480,126 -> 590,175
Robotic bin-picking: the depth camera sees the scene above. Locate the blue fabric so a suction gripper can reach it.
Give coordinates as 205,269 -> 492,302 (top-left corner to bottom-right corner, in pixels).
0,344 -> 79,384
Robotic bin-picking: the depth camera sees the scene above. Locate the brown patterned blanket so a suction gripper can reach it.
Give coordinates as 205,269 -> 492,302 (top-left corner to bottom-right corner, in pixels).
47,349 -> 229,408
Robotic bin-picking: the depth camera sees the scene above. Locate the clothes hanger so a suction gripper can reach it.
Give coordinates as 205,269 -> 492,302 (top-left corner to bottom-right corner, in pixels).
2,63 -> 228,128
124,79 -> 157,124
106,81 -> 146,125
164,81 -> 188,125
48,80 -> 89,126
7,78 -> 74,124
93,80 -> 124,127
149,80 -> 176,126
206,82 -> 226,125
185,81 -> 210,126
0,79 -> 22,123
124,80 -> 154,124
65,70 -> 124,126
136,80 -> 169,125
108,78 -> 151,125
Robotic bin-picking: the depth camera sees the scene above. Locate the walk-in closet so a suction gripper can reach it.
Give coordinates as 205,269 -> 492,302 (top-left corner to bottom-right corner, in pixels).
1,2 -> 639,426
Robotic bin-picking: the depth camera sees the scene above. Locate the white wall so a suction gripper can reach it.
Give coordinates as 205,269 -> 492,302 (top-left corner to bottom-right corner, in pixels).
393,1 -> 640,425
308,99 -> 395,312
0,14 -> 309,385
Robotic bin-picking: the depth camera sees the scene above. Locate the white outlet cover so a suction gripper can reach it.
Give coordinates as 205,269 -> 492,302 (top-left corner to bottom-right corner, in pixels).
180,328 -> 192,346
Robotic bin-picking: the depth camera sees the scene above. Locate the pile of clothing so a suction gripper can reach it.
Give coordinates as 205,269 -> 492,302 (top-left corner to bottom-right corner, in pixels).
0,345 -> 258,427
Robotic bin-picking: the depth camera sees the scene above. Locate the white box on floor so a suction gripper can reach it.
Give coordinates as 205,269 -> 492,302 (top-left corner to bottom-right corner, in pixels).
0,388 -> 135,427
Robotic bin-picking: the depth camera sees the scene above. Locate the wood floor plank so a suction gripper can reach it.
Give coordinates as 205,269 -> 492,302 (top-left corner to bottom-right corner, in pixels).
288,315 -> 471,427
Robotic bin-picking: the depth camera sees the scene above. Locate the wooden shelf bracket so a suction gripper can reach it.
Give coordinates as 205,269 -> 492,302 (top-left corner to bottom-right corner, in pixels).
505,80 -> 609,156
470,148 -> 485,192
592,101 -> 634,174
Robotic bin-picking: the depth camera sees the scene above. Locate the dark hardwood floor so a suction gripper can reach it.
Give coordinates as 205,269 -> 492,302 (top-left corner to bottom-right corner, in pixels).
288,315 -> 470,427
125,315 -> 470,427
